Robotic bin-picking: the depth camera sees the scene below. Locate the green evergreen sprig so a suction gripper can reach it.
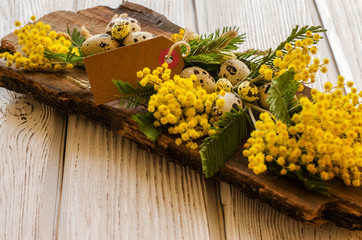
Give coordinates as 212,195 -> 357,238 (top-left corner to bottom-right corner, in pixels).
235,49 -> 268,73
113,79 -> 156,108
183,27 -> 246,78
190,26 -> 245,55
249,25 -> 326,78
131,112 -> 162,142
200,107 -> 250,178
266,69 -> 299,124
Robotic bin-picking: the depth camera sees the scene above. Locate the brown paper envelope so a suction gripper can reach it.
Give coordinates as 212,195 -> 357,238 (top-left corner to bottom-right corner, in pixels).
84,36 -> 184,105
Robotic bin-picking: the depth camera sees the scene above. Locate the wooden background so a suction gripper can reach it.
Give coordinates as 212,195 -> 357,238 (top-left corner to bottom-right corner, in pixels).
0,0 -> 361,239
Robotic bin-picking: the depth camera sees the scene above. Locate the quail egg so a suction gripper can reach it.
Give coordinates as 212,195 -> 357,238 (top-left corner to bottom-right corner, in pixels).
81,34 -> 120,56
111,21 -> 131,40
180,67 -> 216,93
213,92 -> 243,116
218,59 -> 250,85
258,83 -> 271,110
215,78 -> 233,92
123,31 -> 156,46
237,81 -> 259,102
106,15 -> 141,35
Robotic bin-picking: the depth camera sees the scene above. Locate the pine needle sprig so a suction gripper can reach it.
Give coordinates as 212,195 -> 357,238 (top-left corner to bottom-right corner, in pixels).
113,79 -> 156,108
266,69 -> 299,124
131,112 -> 162,142
200,107 -> 249,178
189,27 -> 245,56
249,25 -> 326,78
184,26 -> 246,78
235,49 -> 268,71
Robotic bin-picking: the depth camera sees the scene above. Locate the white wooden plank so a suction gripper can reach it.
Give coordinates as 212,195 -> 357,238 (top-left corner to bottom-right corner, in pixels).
58,116 -> 211,239
0,0 -> 71,39
0,1 -> 68,239
64,0 -> 198,31
194,0 -> 362,239
57,0 -> 219,239
315,0 -> 362,90
0,89 -> 66,240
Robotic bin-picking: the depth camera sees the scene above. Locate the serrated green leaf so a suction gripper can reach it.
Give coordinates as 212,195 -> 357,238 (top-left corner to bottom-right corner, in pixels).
200,107 -> 249,178
113,79 -> 156,108
266,69 -> 299,124
131,112 -> 162,142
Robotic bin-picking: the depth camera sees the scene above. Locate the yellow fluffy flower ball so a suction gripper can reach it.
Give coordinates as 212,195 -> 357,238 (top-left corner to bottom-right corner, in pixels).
244,79 -> 362,187
1,16 -> 77,71
139,63 -> 225,149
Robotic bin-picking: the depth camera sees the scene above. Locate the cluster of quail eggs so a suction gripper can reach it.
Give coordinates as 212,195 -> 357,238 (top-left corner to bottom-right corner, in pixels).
81,13 -> 156,56
180,58 -> 272,116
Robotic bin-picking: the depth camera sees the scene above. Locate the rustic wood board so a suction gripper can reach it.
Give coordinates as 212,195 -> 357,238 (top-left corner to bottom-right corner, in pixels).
0,2 -> 361,230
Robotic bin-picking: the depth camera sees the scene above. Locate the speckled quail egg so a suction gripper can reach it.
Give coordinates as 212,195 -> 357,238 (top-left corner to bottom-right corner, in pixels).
106,16 -> 141,35
81,34 -> 120,56
237,81 -> 259,102
258,83 -> 271,110
180,67 -> 216,93
215,78 -> 233,92
111,21 -> 131,40
213,92 -> 243,116
123,31 -> 156,46
218,59 -> 250,85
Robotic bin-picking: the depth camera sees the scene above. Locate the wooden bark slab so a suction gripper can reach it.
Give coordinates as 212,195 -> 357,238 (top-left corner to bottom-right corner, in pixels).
0,2 -> 361,230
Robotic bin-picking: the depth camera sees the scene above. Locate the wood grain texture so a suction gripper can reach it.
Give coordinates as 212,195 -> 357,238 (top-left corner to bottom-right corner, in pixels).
195,0 -> 362,238
0,88 -> 66,240
58,115 -> 211,239
315,0 -> 362,91
0,1 -> 67,240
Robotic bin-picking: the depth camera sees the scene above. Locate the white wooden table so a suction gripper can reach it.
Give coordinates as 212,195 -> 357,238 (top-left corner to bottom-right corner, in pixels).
0,0 -> 361,239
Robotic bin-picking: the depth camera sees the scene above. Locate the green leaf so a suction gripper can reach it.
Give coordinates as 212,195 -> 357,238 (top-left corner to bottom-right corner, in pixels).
195,26 -> 245,54
183,26 -> 246,77
200,107 -> 249,178
266,69 -> 299,124
235,49 -> 267,72
67,25 -> 85,49
249,25 -> 326,78
43,26 -> 86,65
131,112 -> 162,142
43,49 -> 84,64
113,79 -> 156,108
